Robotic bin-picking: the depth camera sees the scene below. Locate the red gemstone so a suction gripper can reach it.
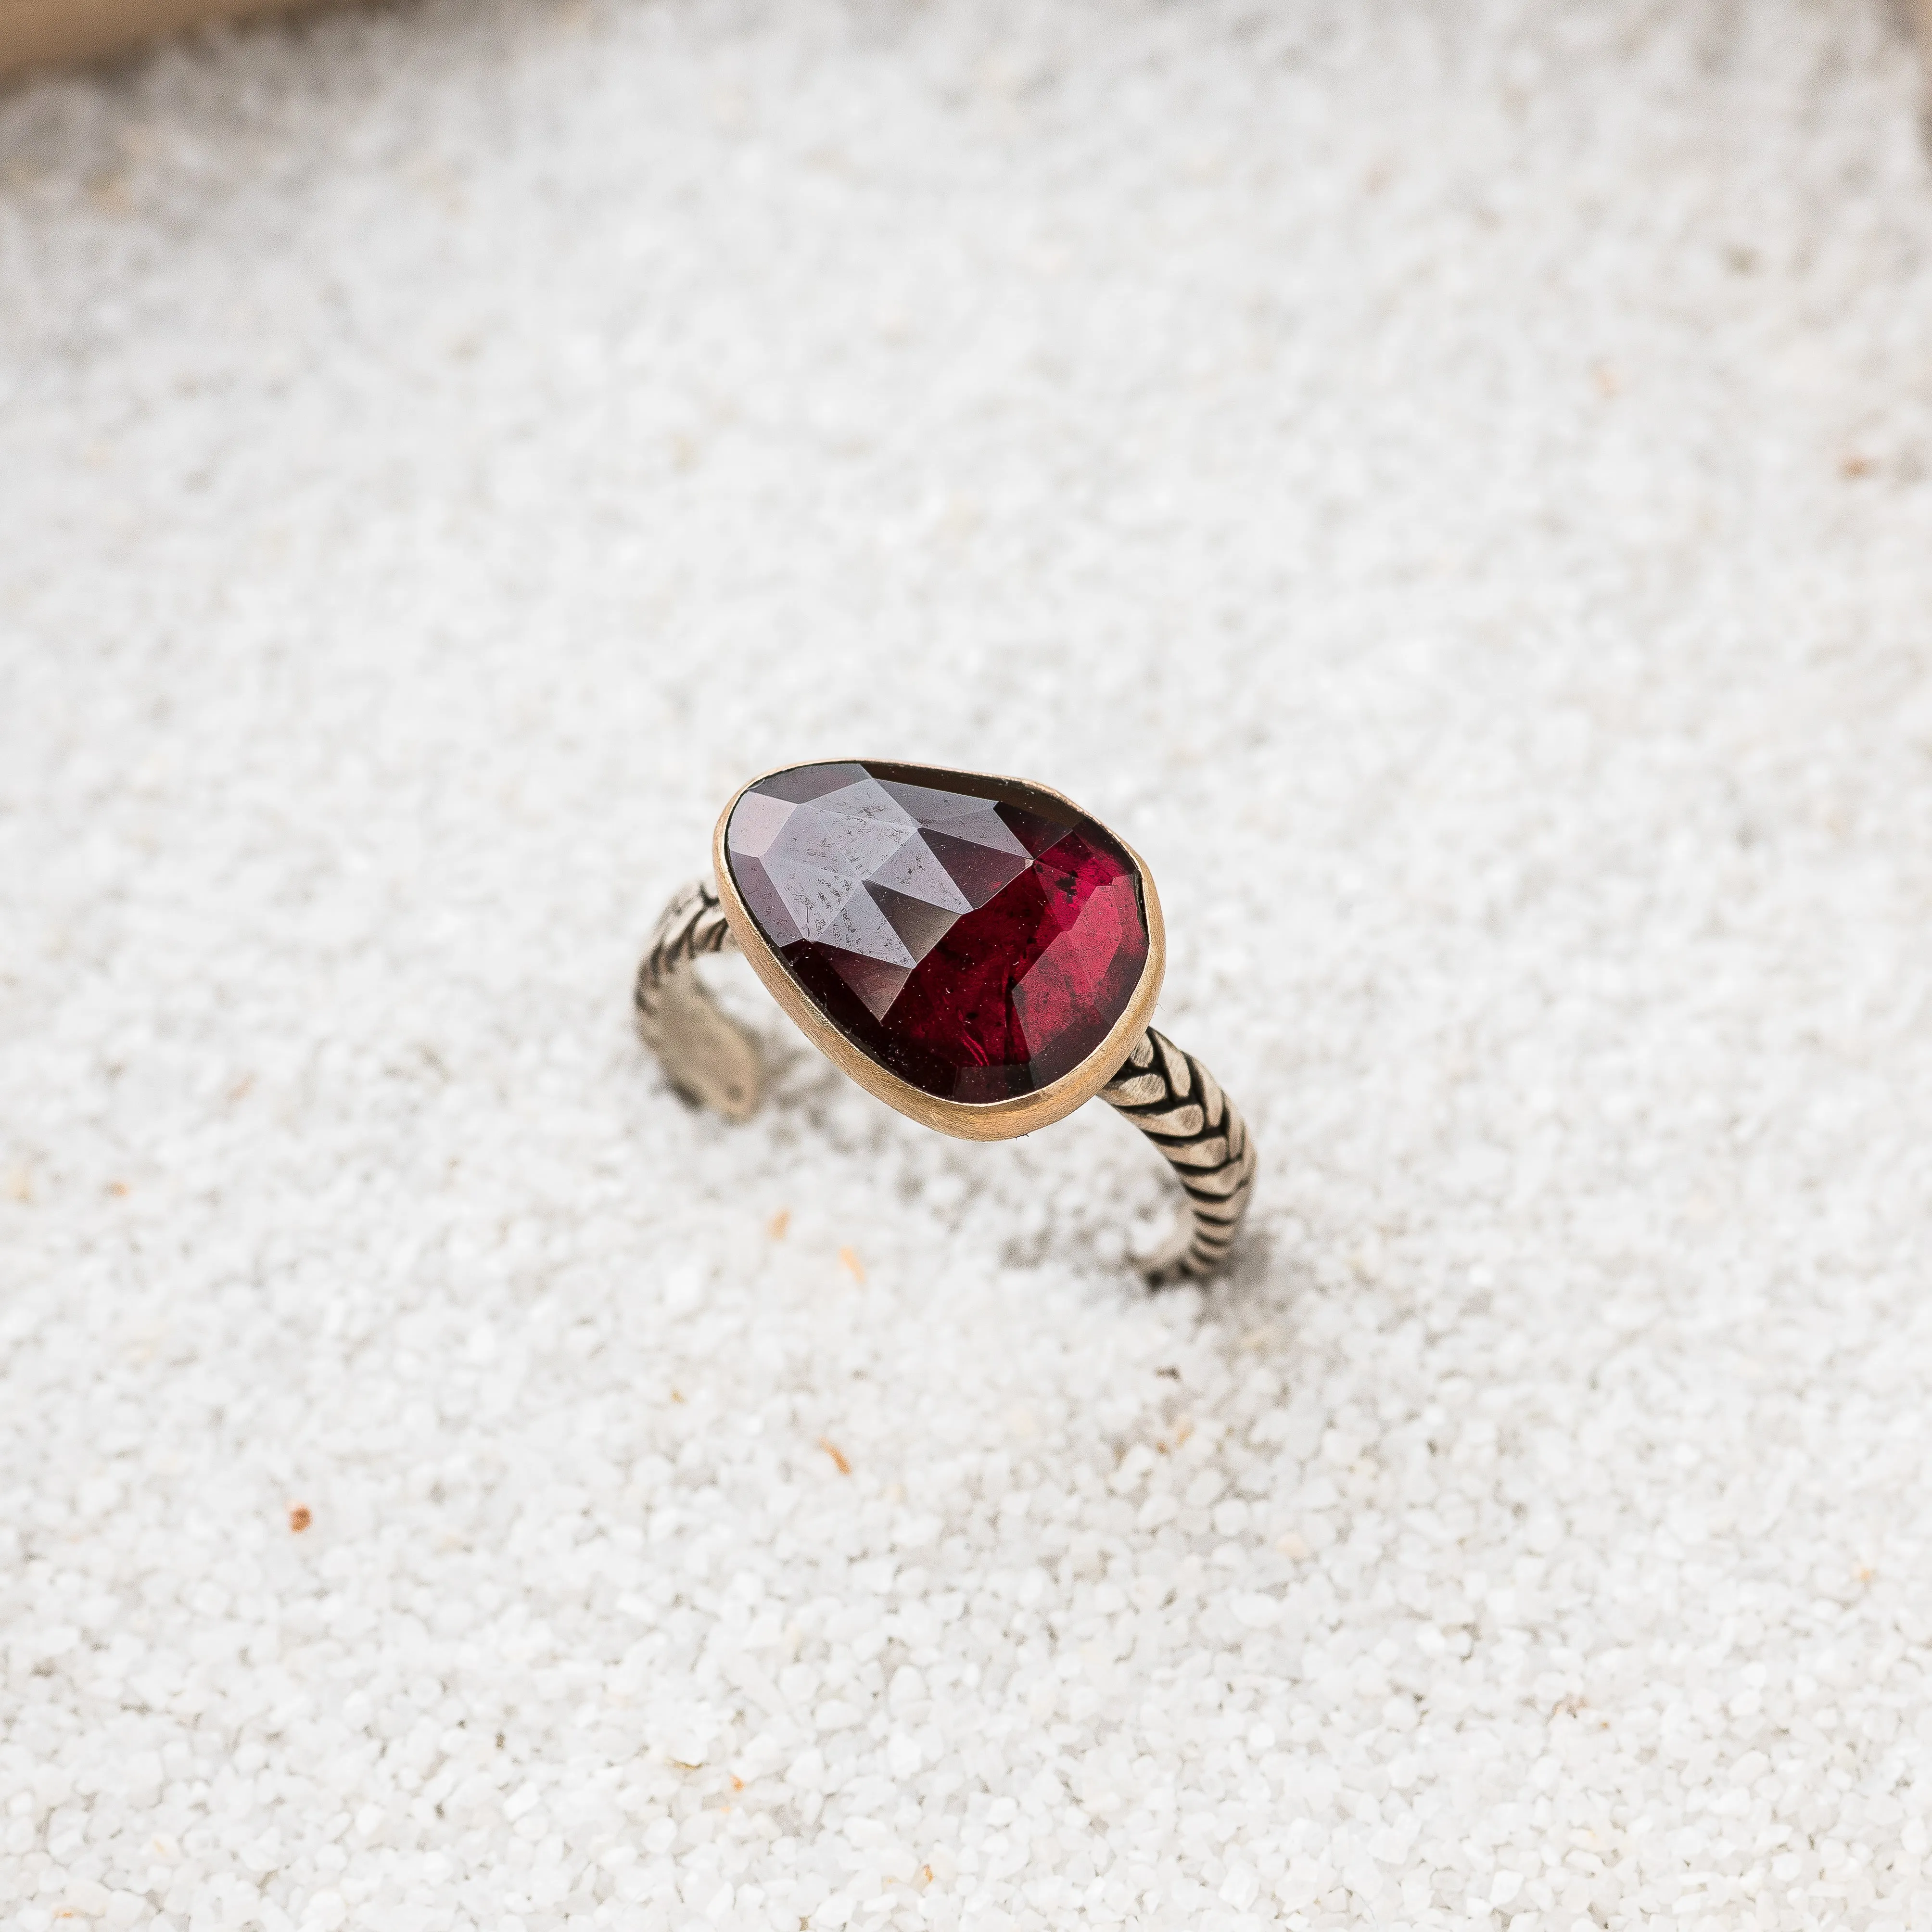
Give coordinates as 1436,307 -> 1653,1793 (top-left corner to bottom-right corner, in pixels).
725,761 -> 1149,1102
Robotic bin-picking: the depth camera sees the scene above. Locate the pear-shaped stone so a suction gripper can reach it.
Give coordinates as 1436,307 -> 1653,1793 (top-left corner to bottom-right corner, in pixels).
725,761 -> 1150,1103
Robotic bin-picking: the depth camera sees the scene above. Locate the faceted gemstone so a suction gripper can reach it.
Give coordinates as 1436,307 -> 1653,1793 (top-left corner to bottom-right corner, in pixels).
725,761 -> 1149,1103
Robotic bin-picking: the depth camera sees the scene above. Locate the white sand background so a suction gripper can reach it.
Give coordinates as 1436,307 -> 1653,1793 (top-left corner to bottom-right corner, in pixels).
4,1 -> 1932,1927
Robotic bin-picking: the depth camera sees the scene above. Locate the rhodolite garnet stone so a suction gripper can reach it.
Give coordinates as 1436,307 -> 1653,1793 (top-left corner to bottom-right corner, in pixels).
724,761 -> 1151,1104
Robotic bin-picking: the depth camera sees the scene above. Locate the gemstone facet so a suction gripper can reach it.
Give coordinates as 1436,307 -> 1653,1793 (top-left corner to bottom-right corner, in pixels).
724,762 -> 1150,1104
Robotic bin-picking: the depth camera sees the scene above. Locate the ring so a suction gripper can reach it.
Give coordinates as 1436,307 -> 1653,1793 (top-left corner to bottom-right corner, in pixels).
634,760 -> 1258,1282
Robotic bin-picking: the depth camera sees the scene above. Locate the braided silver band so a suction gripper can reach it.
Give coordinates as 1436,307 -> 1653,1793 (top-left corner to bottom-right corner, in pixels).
1099,1028 -> 1258,1281
634,879 -> 761,1123
635,878 -> 1257,1283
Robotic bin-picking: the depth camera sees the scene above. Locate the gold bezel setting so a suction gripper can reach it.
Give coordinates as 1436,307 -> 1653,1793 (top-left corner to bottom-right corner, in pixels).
710,760 -> 1166,1143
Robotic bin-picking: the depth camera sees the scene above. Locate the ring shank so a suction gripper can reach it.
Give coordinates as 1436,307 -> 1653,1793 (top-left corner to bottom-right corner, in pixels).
633,880 -> 763,1122
1098,1029 -> 1258,1280
635,879 -> 1257,1282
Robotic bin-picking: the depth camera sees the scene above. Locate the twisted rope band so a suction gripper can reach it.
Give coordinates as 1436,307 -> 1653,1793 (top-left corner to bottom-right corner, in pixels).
1099,1027 -> 1258,1282
634,878 -> 736,1041
633,880 -> 761,1121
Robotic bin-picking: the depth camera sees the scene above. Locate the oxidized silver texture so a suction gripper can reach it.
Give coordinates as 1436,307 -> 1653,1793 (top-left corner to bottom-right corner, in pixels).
634,880 -> 760,1123
1099,1028 -> 1258,1283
